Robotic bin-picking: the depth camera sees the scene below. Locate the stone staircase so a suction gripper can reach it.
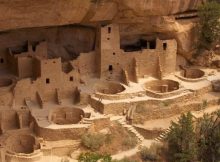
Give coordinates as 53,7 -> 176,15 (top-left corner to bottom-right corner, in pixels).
80,118 -> 93,124
154,128 -> 171,142
154,116 -> 179,142
113,116 -> 145,142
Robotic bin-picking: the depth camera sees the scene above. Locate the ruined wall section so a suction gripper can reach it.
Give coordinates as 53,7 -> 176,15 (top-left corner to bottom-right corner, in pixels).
14,56 -> 81,104
99,24 -> 177,80
72,51 -> 96,77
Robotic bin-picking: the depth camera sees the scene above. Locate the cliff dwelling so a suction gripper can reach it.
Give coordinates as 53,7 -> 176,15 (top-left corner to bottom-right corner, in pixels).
0,0 -> 219,162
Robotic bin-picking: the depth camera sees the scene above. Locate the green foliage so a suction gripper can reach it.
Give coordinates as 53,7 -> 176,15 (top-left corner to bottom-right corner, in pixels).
78,152 -> 112,162
196,110 -> 220,162
122,136 -> 138,148
166,112 -> 197,162
81,133 -> 106,151
160,101 -> 170,107
140,143 -> 161,161
197,1 -> 220,50
201,100 -> 208,110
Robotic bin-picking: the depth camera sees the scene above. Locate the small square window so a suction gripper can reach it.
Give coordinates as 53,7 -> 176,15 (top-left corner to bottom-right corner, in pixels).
46,78 -> 50,84
108,27 -> 111,33
0,58 -> 4,63
109,65 -> 113,71
163,43 -> 167,50
70,76 -> 74,81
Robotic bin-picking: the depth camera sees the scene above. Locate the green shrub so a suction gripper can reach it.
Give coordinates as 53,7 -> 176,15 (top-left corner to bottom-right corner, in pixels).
122,136 -> 138,148
140,143 -> 161,161
78,152 -> 111,162
159,101 -> 170,108
197,1 -> 220,50
81,133 -> 106,151
202,100 -> 208,108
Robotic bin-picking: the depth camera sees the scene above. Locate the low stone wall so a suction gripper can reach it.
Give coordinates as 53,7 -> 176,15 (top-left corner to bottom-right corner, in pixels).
34,124 -> 89,141
91,91 -> 195,115
145,88 -> 184,98
175,74 -> 206,82
94,91 -> 145,100
5,150 -> 42,162
133,125 -> 163,139
133,97 -> 220,123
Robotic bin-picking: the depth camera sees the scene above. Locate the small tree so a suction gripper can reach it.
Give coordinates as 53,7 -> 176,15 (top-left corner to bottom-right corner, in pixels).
81,133 -> 106,151
166,112 -> 197,162
197,1 -> 220,50
197,110 -> 220,162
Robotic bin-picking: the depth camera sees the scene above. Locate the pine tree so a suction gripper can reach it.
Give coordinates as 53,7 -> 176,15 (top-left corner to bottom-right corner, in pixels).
197,110 -> 220,162
197,1 -> 220,50
166,112 -> 197,162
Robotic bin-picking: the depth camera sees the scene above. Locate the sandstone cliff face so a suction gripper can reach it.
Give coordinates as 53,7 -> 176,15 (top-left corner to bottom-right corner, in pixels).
0,0 -> 206,58
119,0 -> 204,16
0,0 -> 204,31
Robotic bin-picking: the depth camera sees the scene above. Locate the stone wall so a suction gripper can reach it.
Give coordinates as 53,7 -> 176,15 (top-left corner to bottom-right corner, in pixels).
99,24 -> 177,80
34,125 -> 89,141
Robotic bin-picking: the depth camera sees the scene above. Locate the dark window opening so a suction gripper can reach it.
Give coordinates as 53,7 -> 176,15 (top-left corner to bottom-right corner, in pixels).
113,52 -> 116,55
9,41 -> 28,55
163,43 -> 167,50
70,76 -> 74,81
32,45 -> 36,52
140,39 -> 148,49
121,39 -> 157,52
109,65 -> 113,71
107,38 -> 110,40
0,58 -> 4,63
149,40 -> 156,49
46,78 -> 50,84
108,27 -> 111,34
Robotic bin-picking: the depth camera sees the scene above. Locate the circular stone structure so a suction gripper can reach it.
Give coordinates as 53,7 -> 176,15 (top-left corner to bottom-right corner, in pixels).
50,107 -> 85,125
0,78 -> 13,87
144,79 -> 180,93
181,69 -> 205,79
6,134 -> 40,154
95,82 -> 125,94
